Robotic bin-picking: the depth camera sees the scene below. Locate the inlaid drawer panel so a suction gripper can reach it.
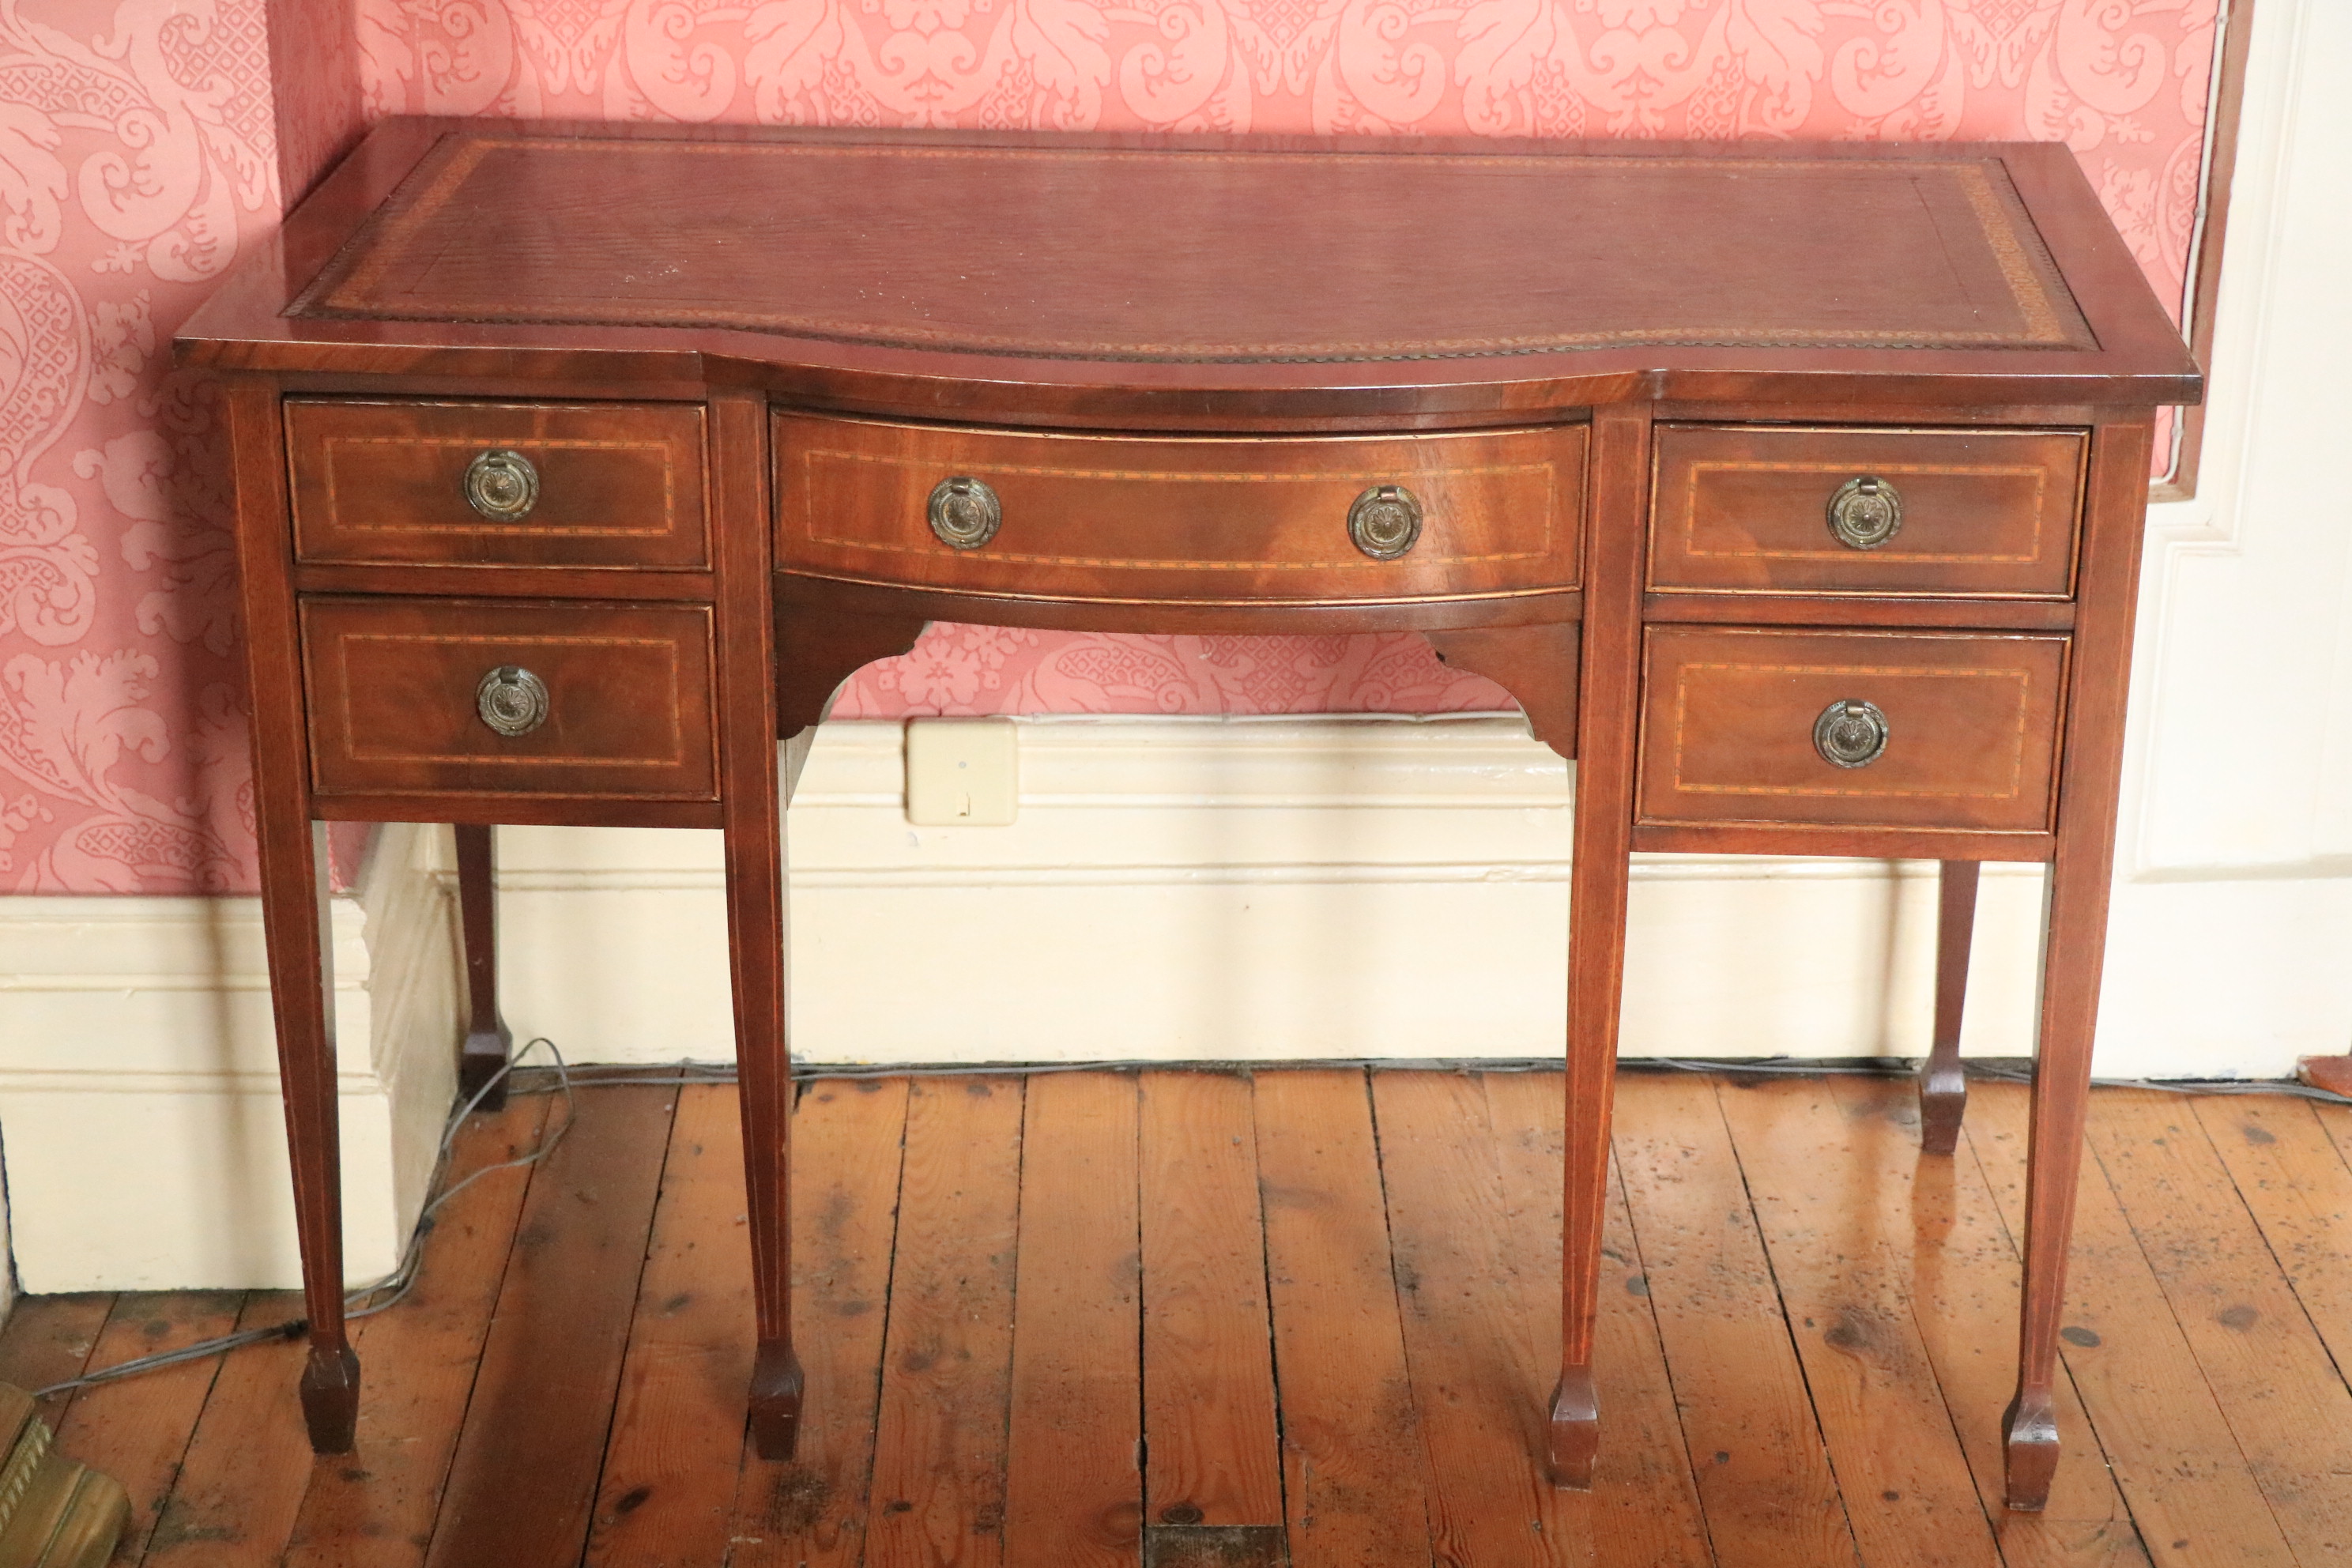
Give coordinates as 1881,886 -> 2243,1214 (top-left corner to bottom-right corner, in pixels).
288,399 -> 709,569
301,598 -> 718,801
1649,425 -> 2085,597
774,414 -> 1585,602
1637,627 -> 2067,834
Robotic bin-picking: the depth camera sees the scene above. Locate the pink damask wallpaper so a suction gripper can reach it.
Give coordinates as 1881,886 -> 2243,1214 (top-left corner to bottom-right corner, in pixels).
0,0 -> 285,892
0,0 -> 2227,891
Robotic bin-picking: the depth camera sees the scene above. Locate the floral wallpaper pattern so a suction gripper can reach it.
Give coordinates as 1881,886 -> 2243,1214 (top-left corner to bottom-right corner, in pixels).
0,0 -> 2227,890
0,0 -> 283,891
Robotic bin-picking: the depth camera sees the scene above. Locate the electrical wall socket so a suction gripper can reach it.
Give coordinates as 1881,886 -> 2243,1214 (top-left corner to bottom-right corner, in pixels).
903,717 -> 1020,826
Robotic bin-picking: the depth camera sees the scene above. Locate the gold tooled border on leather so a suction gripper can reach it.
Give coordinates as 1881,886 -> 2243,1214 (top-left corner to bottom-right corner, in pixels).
292,135 -> 2098,365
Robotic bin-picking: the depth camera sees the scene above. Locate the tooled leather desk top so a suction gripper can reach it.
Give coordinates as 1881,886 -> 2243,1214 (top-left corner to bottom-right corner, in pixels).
180,119 -> 2198,424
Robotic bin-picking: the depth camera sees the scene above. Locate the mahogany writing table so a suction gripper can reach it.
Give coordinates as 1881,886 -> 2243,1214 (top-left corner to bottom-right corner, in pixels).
180,119 -> 2198,1510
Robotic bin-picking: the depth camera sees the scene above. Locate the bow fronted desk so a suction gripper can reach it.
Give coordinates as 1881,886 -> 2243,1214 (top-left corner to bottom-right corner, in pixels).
181,120 -> 2197,1510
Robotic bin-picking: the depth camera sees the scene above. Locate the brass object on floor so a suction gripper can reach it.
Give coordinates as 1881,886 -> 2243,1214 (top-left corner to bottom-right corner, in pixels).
0,1384 -> 128,1568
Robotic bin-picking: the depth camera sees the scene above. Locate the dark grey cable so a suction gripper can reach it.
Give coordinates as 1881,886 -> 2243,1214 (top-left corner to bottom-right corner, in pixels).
33,1038 -> 580,1399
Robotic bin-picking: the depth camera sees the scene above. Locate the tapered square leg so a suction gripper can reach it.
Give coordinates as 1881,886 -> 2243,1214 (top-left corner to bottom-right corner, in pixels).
1918,859 -> 1979,1155
1551,404 -> 1649,1490
226,379 -> 364,1458
711,391 -> 808,1464
257,816 -> 362,1458
454,823 -> 512,1113
2004,418 -> 2154,1511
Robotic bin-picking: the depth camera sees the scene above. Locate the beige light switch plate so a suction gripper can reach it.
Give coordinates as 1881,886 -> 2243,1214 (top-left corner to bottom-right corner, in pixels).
904,717 -> 1020,826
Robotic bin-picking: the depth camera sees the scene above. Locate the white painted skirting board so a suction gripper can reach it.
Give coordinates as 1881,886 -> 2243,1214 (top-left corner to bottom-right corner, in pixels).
0,824 -> 460,1293
495,715 -> 2052,1069
0,711 -> 2258,1294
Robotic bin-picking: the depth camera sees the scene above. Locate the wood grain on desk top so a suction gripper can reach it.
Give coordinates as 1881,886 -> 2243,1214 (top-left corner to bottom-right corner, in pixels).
179,119 -> 2199,424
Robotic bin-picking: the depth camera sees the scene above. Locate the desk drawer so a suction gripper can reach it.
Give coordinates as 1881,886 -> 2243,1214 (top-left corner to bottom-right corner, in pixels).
1649,426 -> 2085,597
1637,627 -> 2067,834
301,598 -> 718,801
288,400 -> 709,569
775,415 -> 1585,602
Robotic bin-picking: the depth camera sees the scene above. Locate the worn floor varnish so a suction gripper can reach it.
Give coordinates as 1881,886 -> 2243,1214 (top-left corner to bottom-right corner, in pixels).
9,1068 -> 2350,1567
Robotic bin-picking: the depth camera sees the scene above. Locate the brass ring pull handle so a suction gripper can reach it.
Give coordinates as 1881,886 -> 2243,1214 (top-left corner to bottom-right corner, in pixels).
1348,484 -> 1423,560
463,450 -> 541,521
476,665 -> 550,738
1813,699 -> 1890,769
927,476 -> 1002,549
1826,474 -> 1902,550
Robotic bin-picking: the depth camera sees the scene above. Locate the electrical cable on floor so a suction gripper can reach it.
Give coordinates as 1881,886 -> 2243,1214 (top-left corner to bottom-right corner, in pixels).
30,1046 -> 2350,1398
31,1038 -> 581,1400
1626,1054 -> 2352,1105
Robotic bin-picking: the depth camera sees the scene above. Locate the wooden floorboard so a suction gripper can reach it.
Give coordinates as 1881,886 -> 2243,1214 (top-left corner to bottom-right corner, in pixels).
1716,1075 -> 2004,1568
1003,1071 -> 1143,1567
59,1291 -> 246,1562
1483,1070 -> 1713,1568
2088,1090 -> 2352,1563
424,1084 -> 679,1568
727,1075 -> 910,1568
0,1292 -> 112,1432
1816,1075 -> 2147,1568
22,1069 -> 2352,1568
1370,1069 -> 1592,1566
141,1291 -> 312,1567
582,1084 -> 756,1568
1612,1071 -> 1863,1568
1138,1070 -> 1283,1544
1966,1083 -> 2300,1568
1252,1070 -> 1432,1568
284,1091 -> 554,1568
2192,1094 -> 2352,1429
862,1076 -> 1024,1568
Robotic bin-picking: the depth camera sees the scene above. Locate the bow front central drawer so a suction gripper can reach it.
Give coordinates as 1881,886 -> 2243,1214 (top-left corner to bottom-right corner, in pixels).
300,598 -> 718,802
773,415 -> 1585,603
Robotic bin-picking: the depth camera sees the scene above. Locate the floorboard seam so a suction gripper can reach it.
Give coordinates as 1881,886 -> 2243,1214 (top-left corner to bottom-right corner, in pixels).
2182,1097 -> 2352,1396
995,1074 -> 1032,1562
1242,1072 -> 1291,1559
2300,1101 -> 2352,1185
1702,1079 -> 1869,1568
1129,1072 -> 1152,1529
574,1089 -> 686,1568
2081,1106 -> 2305,1565
418,1096 -> 561,1567
1600,1136 -> 1728,1568
1952,1118 -> 2151,1566
1357,1067 -> 1442,1568
132,1289 -> 251,1567
811,1076 -> 914,1568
